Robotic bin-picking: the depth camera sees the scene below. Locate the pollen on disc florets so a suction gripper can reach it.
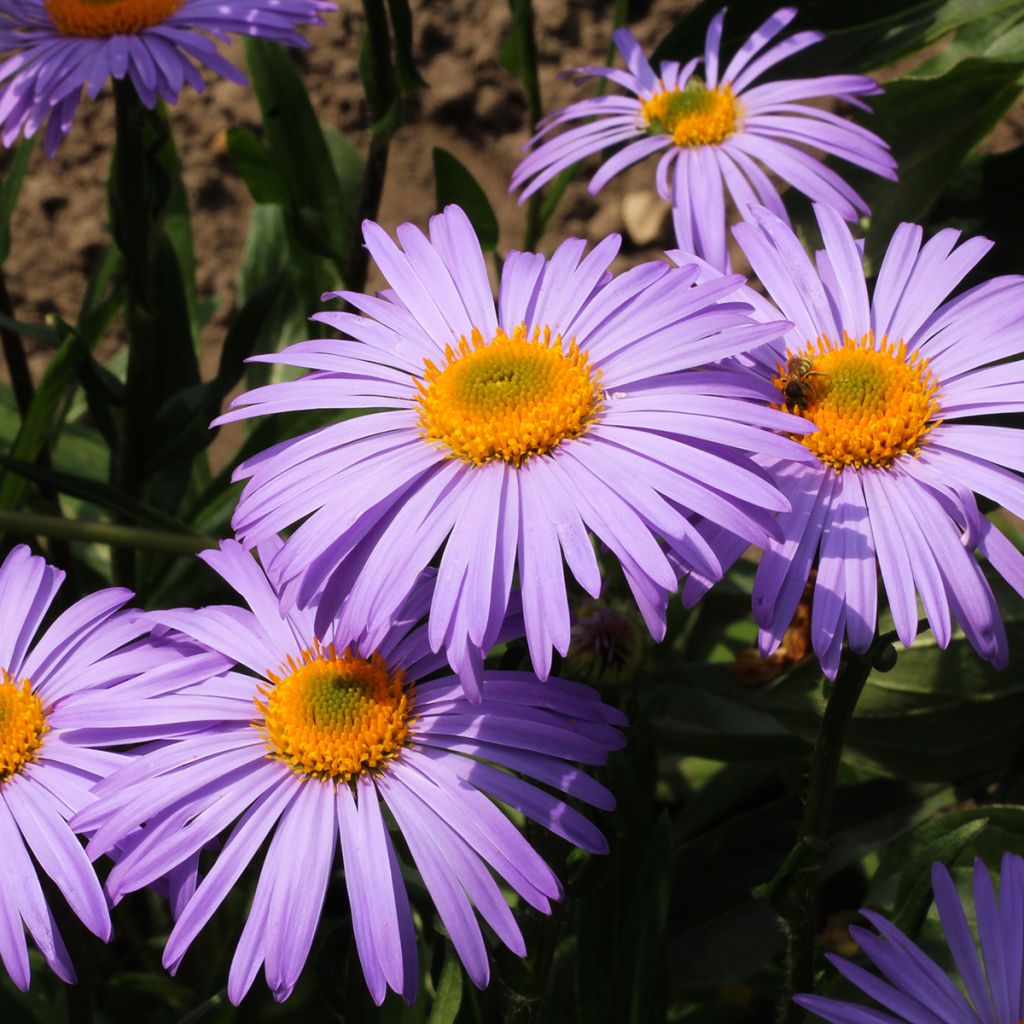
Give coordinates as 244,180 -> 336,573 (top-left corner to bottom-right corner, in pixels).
45,0 -> 181,37
0,670 -> 48,782
776,331 -> 942,471
416,323 -> 603,467
641,79 -> 739,147
256,641 -> 413,784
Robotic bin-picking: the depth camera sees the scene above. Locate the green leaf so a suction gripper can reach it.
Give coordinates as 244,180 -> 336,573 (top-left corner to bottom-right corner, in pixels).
857,57 -> 1024,267
0,455 -> 196,534
653,0 -> 1024,75
0,321 -> 81,516
428,947 -> 463,1024
622,812 -> 673,1024
433,148 -> 500,250
764,593 -> 1024,782
0,137 -> 35,264
912,4 -> 1024,73
245,38 -> 350,274
889,816 -> 990,933
227,126 -> 289,205
0,311 -> 58,346
386,0 -> 428,92
147,274 -> 288,473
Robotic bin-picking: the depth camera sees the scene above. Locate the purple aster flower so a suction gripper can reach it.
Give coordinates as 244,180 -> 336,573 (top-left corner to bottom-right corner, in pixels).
0,544 -> 149,990
511,7 -> 896,271
798,854 -> 1024,1024
72,539 -> 626,1005
681,203 -> 1024,679
213,204 -> 814,695
0,0 -> 335,155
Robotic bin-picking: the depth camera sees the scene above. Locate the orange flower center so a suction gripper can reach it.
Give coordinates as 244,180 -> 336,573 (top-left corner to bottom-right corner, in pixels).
255,642 -> 412,783
641,80 -> 738,147
0,671 -> 47,782
776,332 -> 941,471
416,323 -> 603,467
45,0 -> 181,37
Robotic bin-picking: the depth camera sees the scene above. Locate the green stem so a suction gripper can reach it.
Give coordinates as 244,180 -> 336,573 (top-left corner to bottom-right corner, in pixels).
0,268 -> 34,418
513,0 -> 544,252
775,648 -> 874,1023
0,508 -> 217,553
111,80 -> 161,586
345,0 -> 395,293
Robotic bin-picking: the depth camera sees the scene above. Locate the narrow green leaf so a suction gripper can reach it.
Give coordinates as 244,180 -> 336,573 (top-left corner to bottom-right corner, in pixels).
386,0 -> 428,91
428,947 -> 463,1024
0,137 -> 35,264
623,812 -> 673,1024
244,38 -> 350,272
0,323 -> 81,514
0,455 -> 196,533
0,311 -> 58,346
433,148 -> 500,250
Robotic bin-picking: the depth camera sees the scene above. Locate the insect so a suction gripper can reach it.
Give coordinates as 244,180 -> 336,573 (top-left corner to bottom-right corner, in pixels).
781,356 -> 826,412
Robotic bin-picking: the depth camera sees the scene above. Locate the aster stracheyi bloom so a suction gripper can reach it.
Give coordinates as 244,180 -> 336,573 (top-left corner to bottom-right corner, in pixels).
72,539 -> 626,1005
798,854 -> 1024,1024
0,0 -> 335,155
213,204 -> 815,695
511,7 -> 896,271
0,544 -> 149,989
682,203 -> 1024,678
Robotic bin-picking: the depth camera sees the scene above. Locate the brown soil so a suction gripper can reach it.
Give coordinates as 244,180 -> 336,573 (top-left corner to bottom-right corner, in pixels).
9,1 -> 1023,399
6,0 -> 687,390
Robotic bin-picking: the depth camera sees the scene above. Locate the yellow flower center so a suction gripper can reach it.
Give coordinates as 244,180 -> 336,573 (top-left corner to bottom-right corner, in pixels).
416,323 -> 603,467
777,332 -> 941,471
0,671 -> 48,782
255,642 -> 412,783
44,0 -> 180,37
641,80 -> 738,147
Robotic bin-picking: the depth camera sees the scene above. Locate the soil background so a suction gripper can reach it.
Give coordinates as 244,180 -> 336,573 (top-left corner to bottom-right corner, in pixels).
6,0 -> 691,390
6,1 -> 1024,393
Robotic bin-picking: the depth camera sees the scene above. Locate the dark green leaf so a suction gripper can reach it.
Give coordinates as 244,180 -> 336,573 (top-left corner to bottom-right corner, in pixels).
765,595 -> 1024,782
0,321 -> 81,515
227,126 -> 289,205
622,812 -> 673,1023
0,311 -> 58,346
386,0 -> 428,91
245,38 -> 350,273
653,0 -> 1024,75
857,57 -> 1024,266
0,137 -> 35,264
0,455 -> 195,533
433,148 -> 500,251
428,947 -> 463,1024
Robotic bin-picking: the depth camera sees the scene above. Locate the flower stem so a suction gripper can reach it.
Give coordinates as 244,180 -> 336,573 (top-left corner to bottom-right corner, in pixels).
775,647 -> 874,1023
345,0 -> 396,294
111,79 -> 162,587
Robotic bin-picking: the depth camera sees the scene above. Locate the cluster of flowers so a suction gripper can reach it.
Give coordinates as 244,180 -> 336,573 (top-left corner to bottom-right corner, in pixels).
0,2 -> 1023,1020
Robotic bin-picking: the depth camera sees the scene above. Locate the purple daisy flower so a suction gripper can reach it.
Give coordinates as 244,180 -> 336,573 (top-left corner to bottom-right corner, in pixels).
213,204 -> 814,695
0,544 -> 149,990
797,854 -> 1024,1024
72,539 -> 626,1005
0,0 -> 334,155
681,203 -> 1024,679
510,7 -> 896,271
